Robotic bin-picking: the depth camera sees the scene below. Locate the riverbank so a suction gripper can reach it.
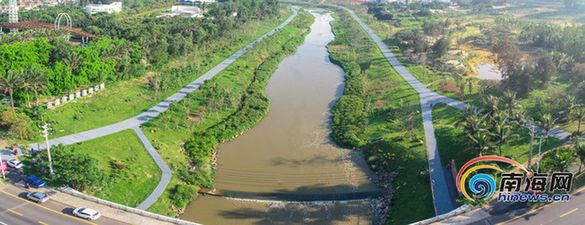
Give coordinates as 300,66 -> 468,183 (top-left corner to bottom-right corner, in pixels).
327,8 -> 434,225
142,10 -> 315,216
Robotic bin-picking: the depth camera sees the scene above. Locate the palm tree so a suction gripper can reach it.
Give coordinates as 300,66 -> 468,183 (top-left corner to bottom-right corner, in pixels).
63,51 -> 84,74
0,71 -> 24,108
21,68 -> 48,106
469,131 -> 492,156
560,95 -> 576,122
501,90 -> 520,116
484,95 -> 500,116
572,106 -> 585,134
491,112 -> 519,156
541,148 -> 575,173
573,137 -> 585,173
536,113 -> 558,172
461,106 -> 487,138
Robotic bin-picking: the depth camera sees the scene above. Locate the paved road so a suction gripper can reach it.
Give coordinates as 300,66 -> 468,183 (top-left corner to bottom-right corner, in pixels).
486,190 -> 585,225
0,186 -> 127,225
343,7 -> 571,216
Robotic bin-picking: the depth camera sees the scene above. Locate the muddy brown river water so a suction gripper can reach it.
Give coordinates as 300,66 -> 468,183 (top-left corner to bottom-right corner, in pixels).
181,12 -> 381,225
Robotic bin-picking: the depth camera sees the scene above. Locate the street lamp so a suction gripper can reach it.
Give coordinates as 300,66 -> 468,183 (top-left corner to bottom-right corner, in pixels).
41,124 -> 54,176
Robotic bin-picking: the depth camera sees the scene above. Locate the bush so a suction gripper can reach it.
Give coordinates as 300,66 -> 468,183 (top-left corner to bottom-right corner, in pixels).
169,184 -> 198,209
0,110 -> 36,140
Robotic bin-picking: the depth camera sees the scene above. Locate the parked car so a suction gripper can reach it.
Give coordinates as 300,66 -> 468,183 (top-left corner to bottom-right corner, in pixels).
72,208 -> 101,221
7,159 -> 23,169
26,192 -> 49,203
27,176 -> 46,188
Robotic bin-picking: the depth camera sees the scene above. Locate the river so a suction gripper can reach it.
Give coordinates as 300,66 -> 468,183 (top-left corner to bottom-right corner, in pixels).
181,12 -> 381,225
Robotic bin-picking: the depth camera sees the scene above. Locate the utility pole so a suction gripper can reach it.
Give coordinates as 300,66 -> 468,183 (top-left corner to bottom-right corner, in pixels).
0,151 -> 5,179
41,124 -> 54,176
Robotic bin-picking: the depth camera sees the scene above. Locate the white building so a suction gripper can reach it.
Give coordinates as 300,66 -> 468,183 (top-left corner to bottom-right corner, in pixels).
159,5 -> 203,18
181,0 -> 215,4
85,1 -> 122,15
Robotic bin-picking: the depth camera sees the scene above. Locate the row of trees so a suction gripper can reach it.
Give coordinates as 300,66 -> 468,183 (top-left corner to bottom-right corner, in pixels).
461,91 -> 585,167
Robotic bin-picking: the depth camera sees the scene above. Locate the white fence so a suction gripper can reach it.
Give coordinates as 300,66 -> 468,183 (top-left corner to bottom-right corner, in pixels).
47,83 -> 105,109
58,187 -> 201,225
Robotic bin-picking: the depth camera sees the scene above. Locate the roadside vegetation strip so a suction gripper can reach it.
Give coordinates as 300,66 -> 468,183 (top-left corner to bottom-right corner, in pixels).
24,129 -> 160,207
142,10 -> 314,216
327,8 -> 435,225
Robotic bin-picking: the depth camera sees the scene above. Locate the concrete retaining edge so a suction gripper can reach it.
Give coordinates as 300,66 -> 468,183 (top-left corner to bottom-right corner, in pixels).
58,187 -> 201,225
409,205 -> 476,225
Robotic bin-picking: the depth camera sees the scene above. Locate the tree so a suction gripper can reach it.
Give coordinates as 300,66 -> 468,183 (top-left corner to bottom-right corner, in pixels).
432,38 -> 450,57
501,90 -> 520,116
484,95 -> 499,116
0,71 -> 24,108
560,95 -> 576,123
573,107 -> 585,134
490,112 -> 518,156
574,137 -> 585,173
541,148 -> 575,173
534,54 -> 556,88
20,68 -> 48,107
536,113 -> 557,172
25,146 -> 108,191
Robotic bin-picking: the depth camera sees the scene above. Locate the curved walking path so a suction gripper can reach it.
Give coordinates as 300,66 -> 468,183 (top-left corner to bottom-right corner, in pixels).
342,6 -> 572,216
132,126 -> 172,210
28,8 -> 299,210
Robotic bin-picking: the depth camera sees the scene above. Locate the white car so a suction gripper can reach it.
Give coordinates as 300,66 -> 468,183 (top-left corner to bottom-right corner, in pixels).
7,159 -> 23,169
26,192 -> 49,203
73,208 -> 101,221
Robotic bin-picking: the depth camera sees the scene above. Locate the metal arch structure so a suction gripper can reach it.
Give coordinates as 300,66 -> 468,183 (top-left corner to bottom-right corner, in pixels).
54,13 -> 72,30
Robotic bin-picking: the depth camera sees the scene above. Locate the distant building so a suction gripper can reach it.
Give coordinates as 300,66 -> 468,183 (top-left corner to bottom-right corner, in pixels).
159,5 -> 203,18
0,0 -> 74,13
85,1 -> 122,15
180,0 -> 215,4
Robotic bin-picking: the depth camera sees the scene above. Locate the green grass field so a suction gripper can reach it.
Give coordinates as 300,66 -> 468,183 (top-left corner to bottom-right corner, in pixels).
43,9 -> 291,140
63,129 -> 160,207
433,103 -> 563,168
329,10 -> 435,225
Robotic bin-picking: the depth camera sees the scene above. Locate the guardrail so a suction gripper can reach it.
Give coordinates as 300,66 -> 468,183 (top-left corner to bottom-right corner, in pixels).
58,187 -> 201,225
409,205 -> 475,225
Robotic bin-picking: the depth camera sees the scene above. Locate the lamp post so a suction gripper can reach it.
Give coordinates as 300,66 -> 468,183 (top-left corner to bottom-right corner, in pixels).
41,124 -> 54,176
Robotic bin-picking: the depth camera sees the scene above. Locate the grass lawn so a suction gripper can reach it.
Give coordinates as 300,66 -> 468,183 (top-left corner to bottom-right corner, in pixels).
63,129 -> 160,207
42,9 -> 292,140
433,103 -> 563,168
329,10 -> 434,225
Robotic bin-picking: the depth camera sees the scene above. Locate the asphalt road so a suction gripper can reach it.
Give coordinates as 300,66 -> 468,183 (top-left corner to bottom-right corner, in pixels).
0,188 -> 128,225
498,191 -> 585,225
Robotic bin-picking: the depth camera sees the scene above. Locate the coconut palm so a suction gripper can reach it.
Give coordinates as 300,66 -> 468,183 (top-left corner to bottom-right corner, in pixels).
0,71 -> 24,108
574,137 -> 585,173
501,90 -> 520,116
21,68 -> 48,106
560,95 -> 576,122
536,113 -> 558,172
484,95 -> 500,116
469,131 -> 492,156
461,106 -> 487,138
573,107 -> 585,134
491,112 -> 519,156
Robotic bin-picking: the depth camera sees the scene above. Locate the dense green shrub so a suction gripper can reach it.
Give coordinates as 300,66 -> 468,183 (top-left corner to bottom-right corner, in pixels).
24,145 -> 109,191
169,184 -> 198,209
